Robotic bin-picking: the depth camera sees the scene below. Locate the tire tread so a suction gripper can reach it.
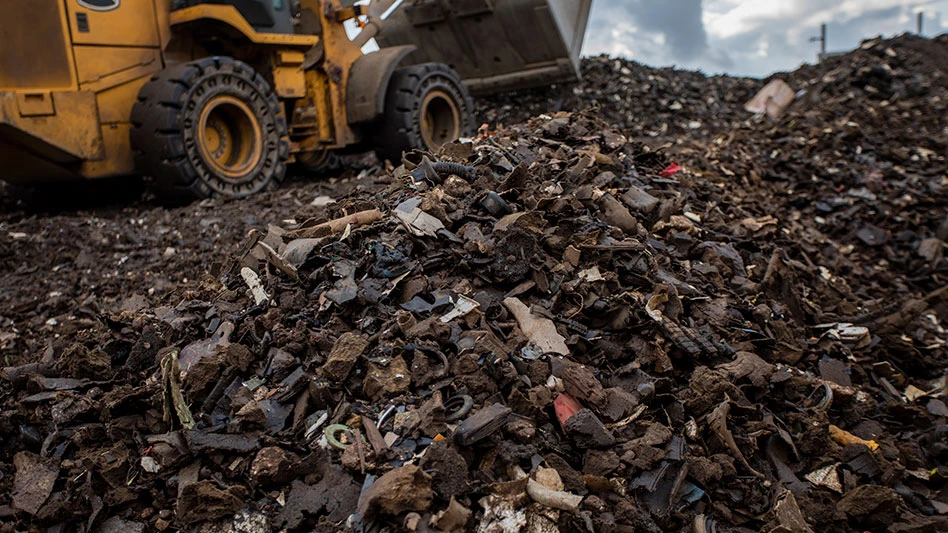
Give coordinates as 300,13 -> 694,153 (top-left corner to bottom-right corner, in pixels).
130,57 -> 289,202
373,63 -> 474,163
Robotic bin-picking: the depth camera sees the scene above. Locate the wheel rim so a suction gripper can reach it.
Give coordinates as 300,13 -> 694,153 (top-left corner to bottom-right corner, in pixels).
420,89 -> 461,151
297,149 -> 330,170
197,95 -> 263,180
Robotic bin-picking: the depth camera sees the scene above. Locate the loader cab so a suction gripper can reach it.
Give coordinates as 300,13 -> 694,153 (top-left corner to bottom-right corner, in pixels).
173,0 -> 297,34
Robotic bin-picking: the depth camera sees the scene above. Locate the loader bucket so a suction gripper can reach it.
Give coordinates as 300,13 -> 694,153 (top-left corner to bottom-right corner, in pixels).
375,0 -> 592,95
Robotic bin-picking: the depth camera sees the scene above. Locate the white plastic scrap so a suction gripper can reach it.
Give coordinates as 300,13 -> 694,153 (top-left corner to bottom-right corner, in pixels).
526,476 -> 582,512
578,266 -> 604,282
805,464 -> 842,493
477,495 -> 527,533
440,295 -> 480,323
311,195 -> 334,207
240,267 -> 269,306
394,198 -> 445,237
504,297 -> 569,356
140,456 -> 161,473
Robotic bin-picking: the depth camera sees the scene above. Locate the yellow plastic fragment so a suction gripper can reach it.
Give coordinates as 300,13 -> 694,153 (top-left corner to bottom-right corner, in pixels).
829,424 -> 879,451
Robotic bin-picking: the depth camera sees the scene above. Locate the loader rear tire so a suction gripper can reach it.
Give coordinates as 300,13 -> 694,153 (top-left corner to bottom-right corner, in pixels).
373,63 -> 473,163
130,57 -> 289,201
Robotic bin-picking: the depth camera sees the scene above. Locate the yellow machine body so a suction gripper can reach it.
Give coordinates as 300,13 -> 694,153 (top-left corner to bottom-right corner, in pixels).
0,0 -> 396,183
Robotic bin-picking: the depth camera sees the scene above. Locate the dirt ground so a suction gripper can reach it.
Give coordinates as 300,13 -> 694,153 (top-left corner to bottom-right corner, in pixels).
0,174 -> 377,368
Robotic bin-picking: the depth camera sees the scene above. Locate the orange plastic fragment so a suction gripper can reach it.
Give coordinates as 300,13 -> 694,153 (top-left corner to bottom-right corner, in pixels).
829,424 -> 879,451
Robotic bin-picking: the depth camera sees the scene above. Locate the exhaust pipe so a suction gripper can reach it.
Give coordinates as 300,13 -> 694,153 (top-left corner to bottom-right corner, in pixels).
351,0 -> 403,48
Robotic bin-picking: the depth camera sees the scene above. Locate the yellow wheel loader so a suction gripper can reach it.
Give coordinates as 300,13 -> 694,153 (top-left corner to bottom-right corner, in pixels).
0,0 -> 591,200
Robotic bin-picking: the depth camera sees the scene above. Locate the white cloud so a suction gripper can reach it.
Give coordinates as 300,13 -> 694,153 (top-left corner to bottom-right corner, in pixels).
582,0 -> 948,76
704,0 -> 800,40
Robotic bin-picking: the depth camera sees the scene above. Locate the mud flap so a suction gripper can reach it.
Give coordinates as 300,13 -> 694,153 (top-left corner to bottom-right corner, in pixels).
346,45 -> 417,125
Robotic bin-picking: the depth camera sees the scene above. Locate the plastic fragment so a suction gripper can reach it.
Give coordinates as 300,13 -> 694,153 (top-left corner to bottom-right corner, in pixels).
805,464 -> 842,493
658,162 -> 683,178
828,425 -> 879,451
240,267 -> 269,306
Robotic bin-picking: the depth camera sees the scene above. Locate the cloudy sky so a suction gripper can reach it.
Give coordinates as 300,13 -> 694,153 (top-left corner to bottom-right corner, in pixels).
581,0 -> 948,77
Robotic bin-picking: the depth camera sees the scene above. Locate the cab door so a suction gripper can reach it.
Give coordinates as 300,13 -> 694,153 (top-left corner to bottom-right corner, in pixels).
62,0 -> 168,177
66,0 -> 161,47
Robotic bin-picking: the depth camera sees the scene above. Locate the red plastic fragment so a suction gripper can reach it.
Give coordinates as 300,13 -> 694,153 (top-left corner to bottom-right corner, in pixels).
659,162 -> 683,178
554,393 -> 583,430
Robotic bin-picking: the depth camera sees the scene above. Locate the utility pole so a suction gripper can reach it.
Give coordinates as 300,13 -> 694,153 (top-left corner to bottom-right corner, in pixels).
917,12 -> 924,35
809,23 -> 827,62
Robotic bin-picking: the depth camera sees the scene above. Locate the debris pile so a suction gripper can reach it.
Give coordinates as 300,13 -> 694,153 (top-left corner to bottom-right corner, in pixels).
685,33 -> 948,340
0,33 -> 946,533
475,54 -> 758,140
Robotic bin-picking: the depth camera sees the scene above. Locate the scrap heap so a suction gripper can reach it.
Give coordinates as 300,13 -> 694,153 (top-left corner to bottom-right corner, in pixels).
476,55 -> 757,141
1,34 -> 946,533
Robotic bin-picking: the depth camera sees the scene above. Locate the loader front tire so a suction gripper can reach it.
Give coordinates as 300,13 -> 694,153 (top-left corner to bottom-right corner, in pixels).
373,63 -> 473,163
131,57 -> 289,201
